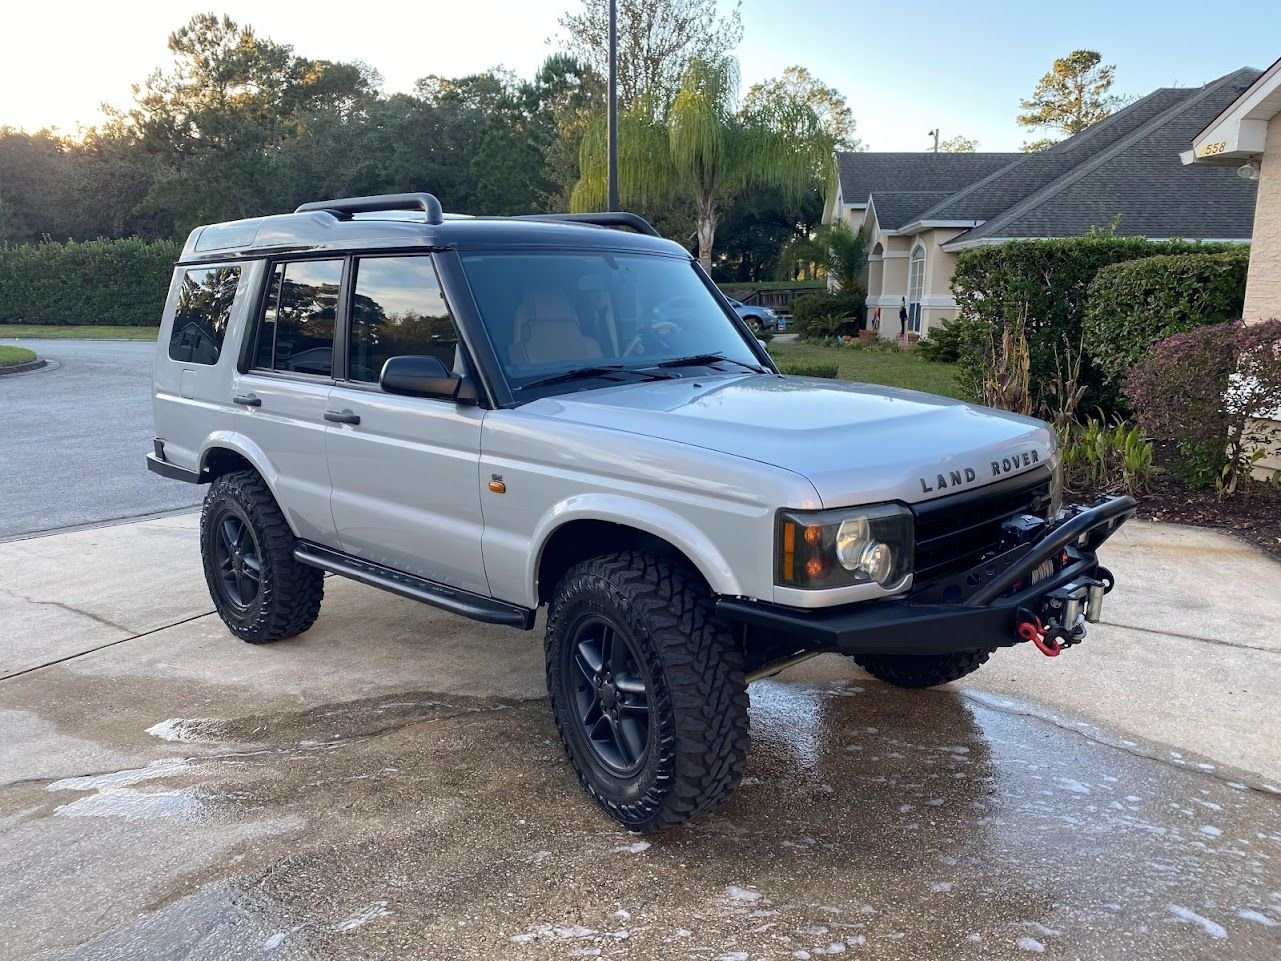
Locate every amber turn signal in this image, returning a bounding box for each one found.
[488,479,507,494]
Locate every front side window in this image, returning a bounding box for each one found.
[253,259,342,377]
[168,266,241,365]
[459,251,760,397]
[348,256,460,383]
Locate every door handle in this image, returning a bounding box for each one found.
[324,409,361,425]
[233,393,261,407]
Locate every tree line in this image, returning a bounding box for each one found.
[0,2,857,283]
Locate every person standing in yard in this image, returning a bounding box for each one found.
[871,306,881,333]
[899,298,908,338]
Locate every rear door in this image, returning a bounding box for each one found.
[231,257,343,545]
[324,253,489,595]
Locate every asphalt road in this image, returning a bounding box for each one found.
[0,339,200,539]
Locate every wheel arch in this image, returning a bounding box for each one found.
[531,497,743,605]
[198,432,283,498]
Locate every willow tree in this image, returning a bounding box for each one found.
[573,57,832,272]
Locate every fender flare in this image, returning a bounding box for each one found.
[198,431,284,502]
[528,493,745,602]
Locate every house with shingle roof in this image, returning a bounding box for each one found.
[825,68,1261,337]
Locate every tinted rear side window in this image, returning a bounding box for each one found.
[253,259,342,377]
[348,255,459,382]
[168,266,241,365]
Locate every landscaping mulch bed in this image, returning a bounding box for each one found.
[1073,471,1281,560]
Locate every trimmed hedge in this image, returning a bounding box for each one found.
[951,236,1239,414]
[790,290,865,339]
[0,238,180,326]
[1082,248,1249,387]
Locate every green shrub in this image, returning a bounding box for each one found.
[1060,417,1153,496]
[778,362,839,378]
[916,316,980,363]
[0,237,180,326]
[1083,249,1249,389]
[790,290,865,340]
[951,236,1239,417]
[1125,320,1281,494]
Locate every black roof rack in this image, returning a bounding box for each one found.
[511,212,659,237]
[295,192,444,224]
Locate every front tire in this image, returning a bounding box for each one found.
[545,552,750,832]
[850,648,993,689]
[200,470,324,644]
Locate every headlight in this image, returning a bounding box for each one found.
[776,504,913,590]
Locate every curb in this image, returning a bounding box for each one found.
[0,357,47,376]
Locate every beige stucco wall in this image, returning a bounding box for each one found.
[1244,114,1281,477]
[1244,115,1281,322]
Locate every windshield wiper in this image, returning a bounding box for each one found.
[517,364,674,392]
[653,352,767,374]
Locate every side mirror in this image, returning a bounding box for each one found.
[380,355,476,403]
[758,338,769,352]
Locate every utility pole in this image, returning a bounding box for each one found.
[607,0,619,212]
[928,129,939,153]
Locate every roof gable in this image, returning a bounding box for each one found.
[945,67,1260,247]
[834,152,1021,206]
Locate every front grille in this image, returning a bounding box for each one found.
[911,468,1054,587]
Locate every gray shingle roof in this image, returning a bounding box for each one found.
[835,152,1021,206]
[946,68,1260,245]
[836,68,1261,247]
[868,191,958,230]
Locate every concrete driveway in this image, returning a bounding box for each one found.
[0,339,200,540]
[2,516,1280,960]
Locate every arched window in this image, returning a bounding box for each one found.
[906,245,926,334]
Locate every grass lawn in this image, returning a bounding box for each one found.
[0,324,160,340]
[0,345,38,367]
[769,341,967,400]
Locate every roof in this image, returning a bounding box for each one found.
[834,152,1021,207]
[834,67,1261,248]
[867,191,960,230]
[179,210,686,264]
[944,68,1260,248]
[1186,54,1281,164]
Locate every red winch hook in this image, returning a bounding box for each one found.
[1017,615,1061,657]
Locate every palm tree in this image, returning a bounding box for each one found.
[572,57,832,272]
[777,221,868,291]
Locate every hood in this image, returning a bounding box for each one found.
[519,374,1055,507]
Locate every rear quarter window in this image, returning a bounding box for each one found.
[168,266,242,365]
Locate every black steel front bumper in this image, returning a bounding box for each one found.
[718,496,1136,657]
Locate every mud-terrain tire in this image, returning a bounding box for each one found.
[851,648,994,689]
[545,551,750,832]
[200,470,323,644]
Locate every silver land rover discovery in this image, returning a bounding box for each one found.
[148,193,1134,831]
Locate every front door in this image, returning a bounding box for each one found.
[324,253,490,595]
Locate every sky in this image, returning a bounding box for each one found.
[3,1,1280,151]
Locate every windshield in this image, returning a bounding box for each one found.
[459,251,764,396]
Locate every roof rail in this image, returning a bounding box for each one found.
[511,212,660,237]
[295,192,444,224]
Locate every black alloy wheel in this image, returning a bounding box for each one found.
[544,552,750,831]
[565,616,652,774]
[199,470,324,644]
[211,512,263,610]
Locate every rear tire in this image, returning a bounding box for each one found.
[851,649,993,689]
[200,470,324,644]
[544,551,750,832]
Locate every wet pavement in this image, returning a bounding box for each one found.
[3,518,1281,959]
[4,665,1280,960]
